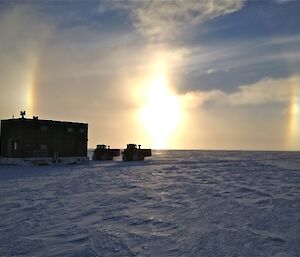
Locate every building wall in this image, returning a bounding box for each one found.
[0,118,88,158]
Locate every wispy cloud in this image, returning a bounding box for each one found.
[183,76,299,107]
[225,76,295,105]
[105,0,244,39]
[274,0,297,4]
[169,33,300,93]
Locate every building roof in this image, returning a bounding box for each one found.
[1,117,88,126]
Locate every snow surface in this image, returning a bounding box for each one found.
[0,150,299,257]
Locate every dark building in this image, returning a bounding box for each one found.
[0,115,88,159]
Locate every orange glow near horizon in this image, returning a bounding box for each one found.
[26,57,39,117]
[287,77,300,150]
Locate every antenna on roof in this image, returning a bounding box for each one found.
[20,111,26,119]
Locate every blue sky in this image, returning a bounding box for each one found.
[0,0,299,150]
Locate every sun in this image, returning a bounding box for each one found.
[139,71,181,149]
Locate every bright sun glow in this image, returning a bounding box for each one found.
[139,70,181,149]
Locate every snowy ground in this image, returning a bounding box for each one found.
[0,150,299,257]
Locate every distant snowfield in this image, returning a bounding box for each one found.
[0,150,299,257]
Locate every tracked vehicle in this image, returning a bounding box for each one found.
[122,144,151,161]
[92,145,120,161]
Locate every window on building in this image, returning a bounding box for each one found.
[79,128,85,133]
[41,126,48,132]
[67,127,74,133]
[40,144,48,150]
[14,141,18,151]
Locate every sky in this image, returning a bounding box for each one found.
[0,0,299,150]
